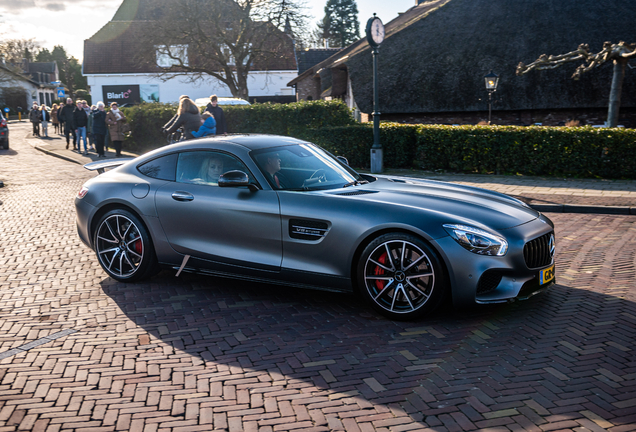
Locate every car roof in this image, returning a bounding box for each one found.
[165,134,308,152]
[220,134,307,150]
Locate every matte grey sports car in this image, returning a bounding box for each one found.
[75,135,556,320]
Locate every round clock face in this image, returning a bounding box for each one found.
[371,18,385,45]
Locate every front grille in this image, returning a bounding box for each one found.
[524,232,554,269]
[477,271,502,294]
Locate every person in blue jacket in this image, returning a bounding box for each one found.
[192,112,216,138]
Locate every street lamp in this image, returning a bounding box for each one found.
[484,71,499,124]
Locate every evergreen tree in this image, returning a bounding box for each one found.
[319,0,360,48]
[36,45,87,98]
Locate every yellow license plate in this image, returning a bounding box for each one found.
[540,264,555,285]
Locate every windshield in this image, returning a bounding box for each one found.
[252,144,365,191]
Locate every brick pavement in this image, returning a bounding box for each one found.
[1,122,635,431]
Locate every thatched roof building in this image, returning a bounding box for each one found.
[289,0,636,126]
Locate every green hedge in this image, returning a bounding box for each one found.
[121,103,177,153]
[224,99,356,134]
[122,100,355,153]
[121,101,636,179]
[414,125,636,178]
[294,123,636,178]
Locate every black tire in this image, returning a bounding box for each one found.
[94,209,157,282]
[357,233,447,320]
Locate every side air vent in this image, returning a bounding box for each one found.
[289,219,329,241]
[337,190,379,196]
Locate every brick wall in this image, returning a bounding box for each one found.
[295,77,321,101]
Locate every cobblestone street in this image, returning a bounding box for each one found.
[1,122,635,432]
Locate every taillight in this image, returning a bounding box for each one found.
[0,119,6,127]
[77,186,89,199]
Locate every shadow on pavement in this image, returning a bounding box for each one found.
[99,269,636,428]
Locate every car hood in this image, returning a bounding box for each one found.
[329,176,539,231]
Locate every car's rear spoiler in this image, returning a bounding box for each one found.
[83,158,135,174]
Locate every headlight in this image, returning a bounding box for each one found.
[443,224,508,256]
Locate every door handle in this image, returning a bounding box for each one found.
[171,191,194,202]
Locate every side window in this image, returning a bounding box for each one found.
[137,153,177,181]
[176,151,254,186]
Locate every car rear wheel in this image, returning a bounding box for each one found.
[94,209,157,282]
[358,233,446,320]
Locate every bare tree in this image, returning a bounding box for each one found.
[136,0,307,99]
[0,38,40,64]
[517,41,636,127]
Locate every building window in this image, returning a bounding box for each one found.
[219,44,250,66]
[156,45,189,68]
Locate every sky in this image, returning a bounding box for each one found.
[0,0,416,62]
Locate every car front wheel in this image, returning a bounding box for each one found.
[94,209,157,282]
[358,233,446,320]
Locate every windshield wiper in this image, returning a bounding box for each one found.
[343,180,369,188]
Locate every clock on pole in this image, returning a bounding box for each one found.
[365,14,384,173]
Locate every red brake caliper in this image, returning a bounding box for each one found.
[375,252,387,290]
[133,238,142,254]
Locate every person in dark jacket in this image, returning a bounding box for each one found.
[73,100,89,154]
[192,112,217,138]
[204,95,227,134]
[92,102,108,157]
[28,102,41,137]
[163,97,201,140]
[58,98,76,149]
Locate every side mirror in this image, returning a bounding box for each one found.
[218,170,259,191]
[336,156,349,166]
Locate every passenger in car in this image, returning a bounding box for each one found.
[192,156,224,185]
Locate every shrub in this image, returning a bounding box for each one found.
[122,99,355,153]
[121,103,178,153]
[225,99,356,135]
[121,101,636,179]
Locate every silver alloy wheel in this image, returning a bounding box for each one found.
[96,214,144,278]
[363,239,436,315]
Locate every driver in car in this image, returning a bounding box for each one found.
[262,153,288,189]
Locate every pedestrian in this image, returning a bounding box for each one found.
[106,102,126,157]
[50,103,59,134]
[73,100,89,154]
[58,98,76,149]
[191,112,216,138]
[204,95,227,134]
[29,102,41,137]
[162,97,201,140]
[92,102,107,157]
[40,104,50,137]
[87,104,96,152]
[57,103,65,136]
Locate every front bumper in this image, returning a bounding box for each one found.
[436,217,555,308]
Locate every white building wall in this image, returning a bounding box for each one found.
[9,80,55,107]
[86,71,297,104]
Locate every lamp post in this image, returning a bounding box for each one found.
[366,14,385,173]
[484,71,499,124]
